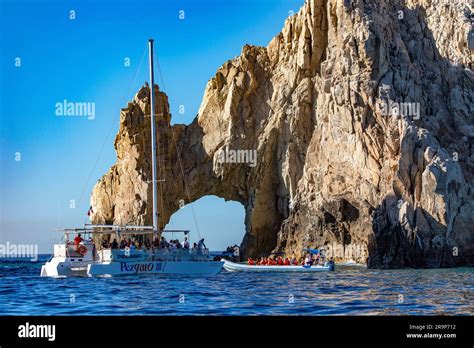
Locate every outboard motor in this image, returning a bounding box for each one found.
[328,260,335,272]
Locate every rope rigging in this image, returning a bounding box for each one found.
[76,42,202,242]
[153,51,202,241]
[78,44,148,206]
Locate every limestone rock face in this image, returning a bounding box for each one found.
[91,0,473,268]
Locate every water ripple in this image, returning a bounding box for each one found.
[0,260,472,315]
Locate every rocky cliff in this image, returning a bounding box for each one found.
[90,0,474,268]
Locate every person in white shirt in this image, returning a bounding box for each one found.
[181,237,190,249]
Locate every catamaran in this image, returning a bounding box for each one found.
[41,39,224,277]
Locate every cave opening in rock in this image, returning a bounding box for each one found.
[164,195,245,252]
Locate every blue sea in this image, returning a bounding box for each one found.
[0,255,472,315]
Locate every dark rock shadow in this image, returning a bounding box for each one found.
[367,1,473,268]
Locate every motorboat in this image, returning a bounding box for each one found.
[223,260,334,272]
[223,248,335,272]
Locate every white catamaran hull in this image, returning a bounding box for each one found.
[87,260,224,276]
[40,257,88,277]
[223,260,334,272]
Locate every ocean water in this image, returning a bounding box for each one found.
[0,255,472,315]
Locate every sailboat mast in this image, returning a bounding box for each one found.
[148,39,159,233]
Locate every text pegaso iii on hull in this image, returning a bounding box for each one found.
[41,39,224,277]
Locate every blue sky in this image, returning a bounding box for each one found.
[0,0,304,252]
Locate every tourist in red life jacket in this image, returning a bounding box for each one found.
[277,256,283,265]
[271,258,277,265]
[284,258,290,265]
[261,258,267,265]
[248,258,255,265]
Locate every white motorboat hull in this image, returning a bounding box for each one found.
[223,260,334,272]
[87,260,224,276]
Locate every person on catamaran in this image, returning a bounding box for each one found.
[74,233,83,246]
[284,258,290,265]
[304,253,313,266]
[247,258,255,265]
[277,256,283,265]
[197,238,206,250]
[196,238,206,255]
[181,237,190,249]
[159,236,167,249]
[111,239,119,249]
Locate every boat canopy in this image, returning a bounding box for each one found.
[303,248,323,254]
[161,230,190,234]
[53,225,190,236]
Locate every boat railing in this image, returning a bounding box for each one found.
[153,248,210,261]
[54,242,94,261]
[109,249,149,262]
[96,247,211,263]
